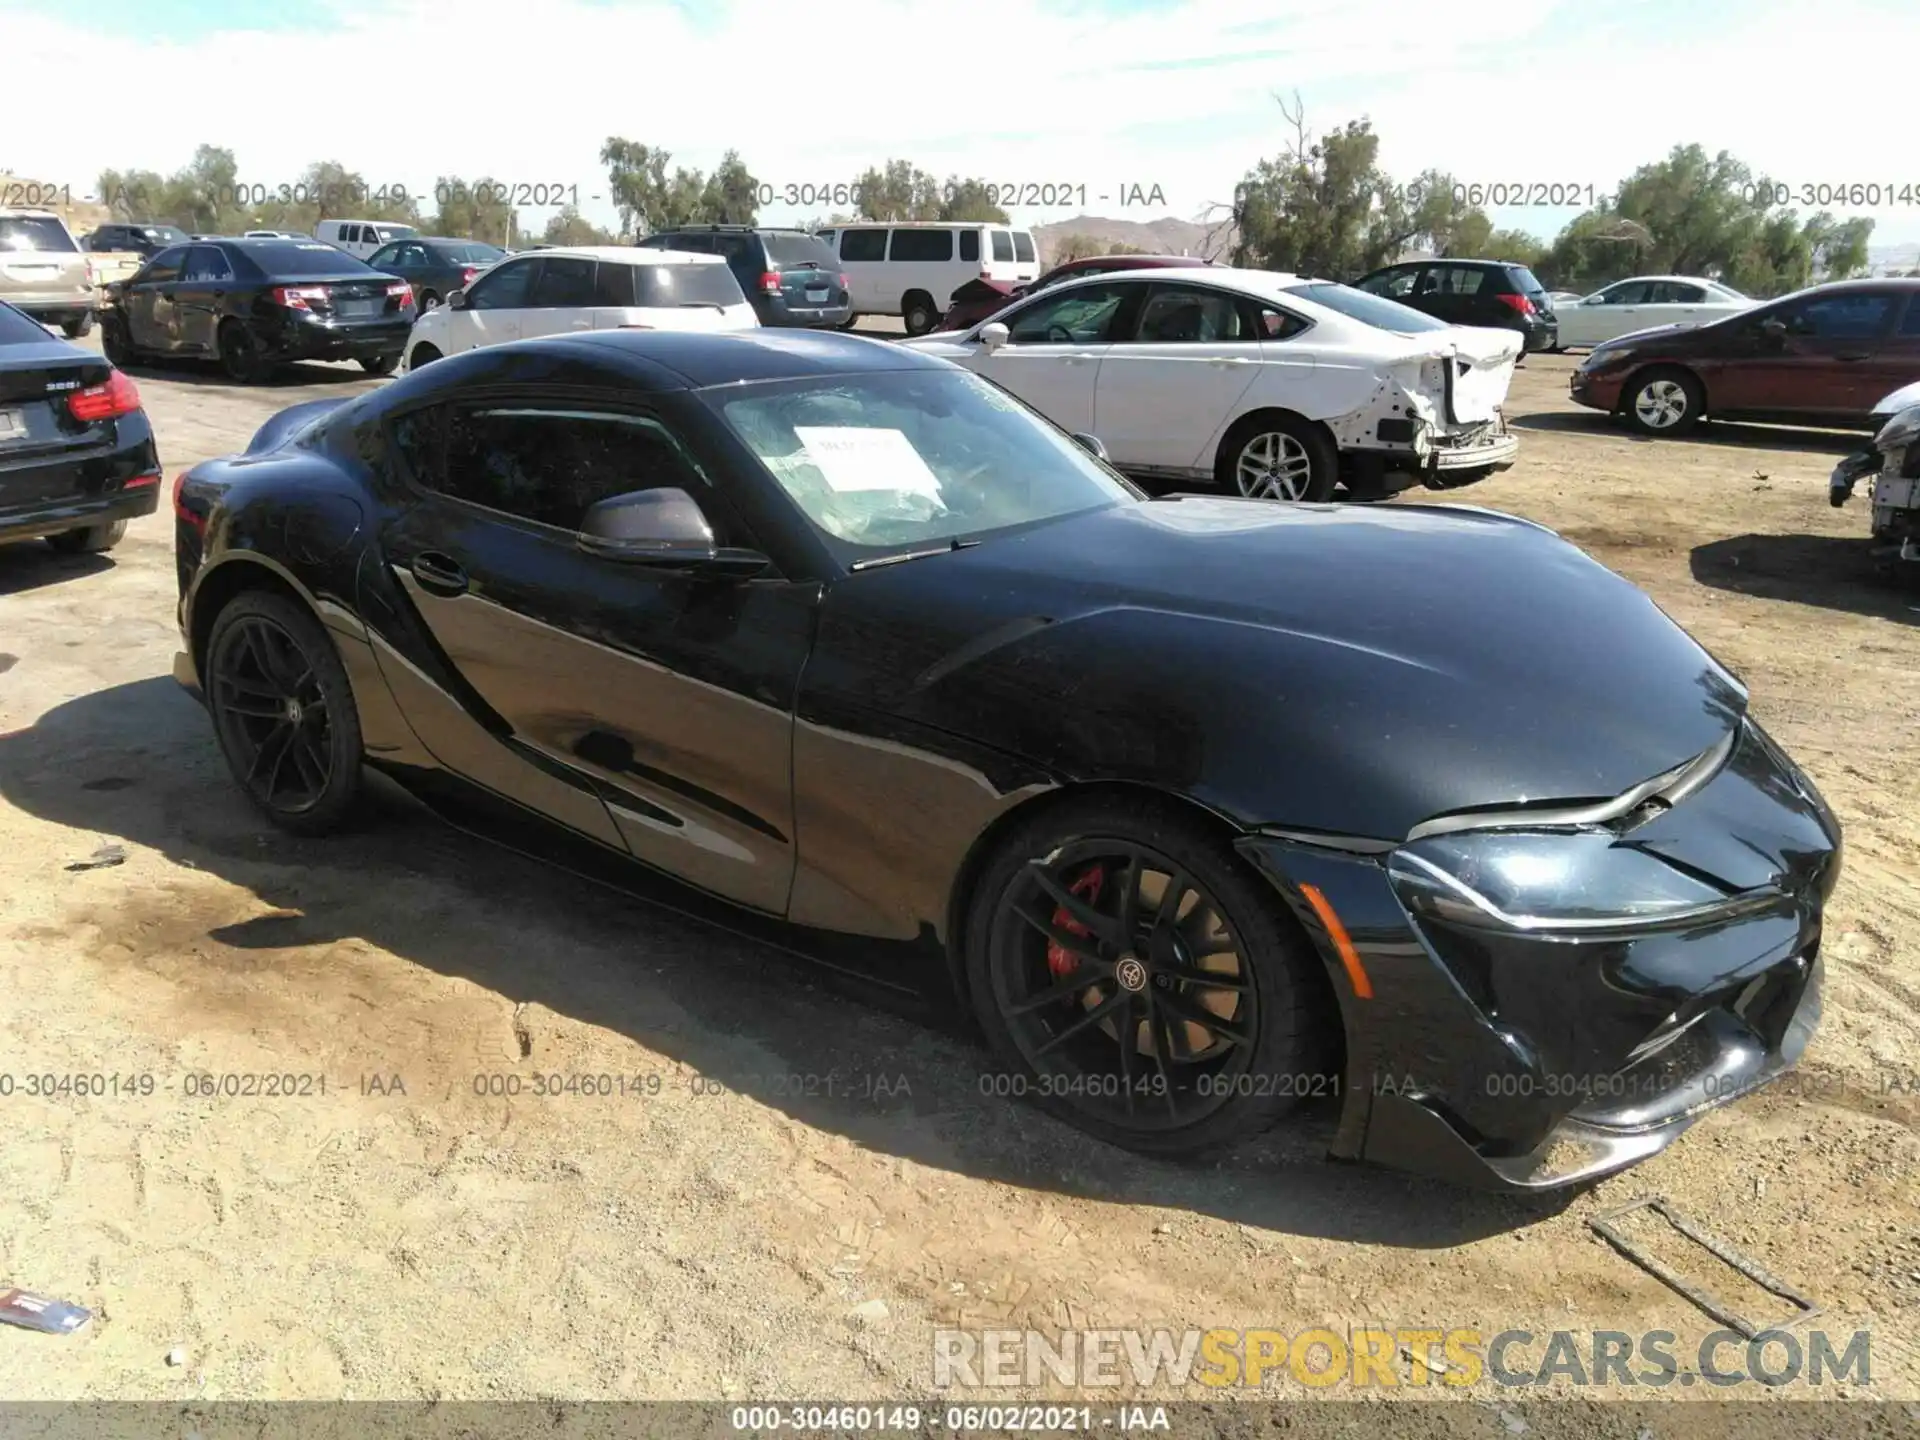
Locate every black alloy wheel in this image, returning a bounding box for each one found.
[218,320,267,384]
[967,800,1325,1156]
[206,592,364,833]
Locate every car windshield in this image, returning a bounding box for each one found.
[1281,281,1451,334]
[373,225,418,242]
[243,242,371,276]
[436,241,504,263]
[143,226,189,244]
[0,215,77,252]
[711,369,1136,559]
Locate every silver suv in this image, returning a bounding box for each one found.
[0,210,95,337]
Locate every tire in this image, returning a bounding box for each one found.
[407,342,441,370]
[1621,366,1704,437]
[204,590,365,836]
[360,353,398,376]
[419,291,440,312]
[62,313,95,339]
[900,292,938,337]
[100,316,136,368]
[1215,412,1338,503]
[835,316,861,332]
[963,796,1329,1158]
[47,519,127,554]
[217,319,269,384]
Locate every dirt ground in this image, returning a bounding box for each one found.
[0,336,1916,1417]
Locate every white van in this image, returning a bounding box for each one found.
[814,221,1038,335]
[315,218,420,261]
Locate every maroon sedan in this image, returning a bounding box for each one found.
[934,253,1218,332]
[1569,277,1920,436]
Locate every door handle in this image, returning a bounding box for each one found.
[410,551,469,595]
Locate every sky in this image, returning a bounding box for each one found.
[7,0,1920,250]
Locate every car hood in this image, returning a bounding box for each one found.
[828,496,1745,841]
[1872,378,1920,416]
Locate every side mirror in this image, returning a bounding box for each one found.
[978,321,1010,352]
[577,487,768,578]
[1071,432,1109,462]
[446,288,468,310]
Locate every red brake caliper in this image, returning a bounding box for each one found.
[1046,866,1105,977]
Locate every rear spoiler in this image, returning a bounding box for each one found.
[246,397,354,453]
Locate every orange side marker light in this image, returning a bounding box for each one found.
[1298,883,1373,1000]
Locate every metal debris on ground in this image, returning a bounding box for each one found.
[0,1287,93,1335]
[1589,1195,1820,1338]
[64,843,126,872]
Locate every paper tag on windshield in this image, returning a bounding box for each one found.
[793,427,941,498]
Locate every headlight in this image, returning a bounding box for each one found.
[1577,348,1622,373]
[1387,830,1743,932]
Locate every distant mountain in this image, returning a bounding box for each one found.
[1032,213,1236,264]
[1867,243,1920,276]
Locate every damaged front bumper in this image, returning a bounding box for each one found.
[1235,717,1841,1193]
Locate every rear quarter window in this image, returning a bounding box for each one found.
[1013,232,1036,263]
[1506,266,1546,294]
[634,261,745,307]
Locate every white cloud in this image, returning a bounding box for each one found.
[5,0,1918,241]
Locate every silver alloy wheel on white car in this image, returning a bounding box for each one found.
[1633,378,1691,430]
[1234,431,1315,501]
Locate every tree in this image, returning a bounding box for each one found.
[1539,144,1877,295]
[543,205,617,247]
[853,160,1009,223]
[428,175,518,245]
[599,138,759,237]
[1227,97,1423,280]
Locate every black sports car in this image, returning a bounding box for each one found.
[170,329,1840,1191]
[101,237,414,383]
[0,298,160,555]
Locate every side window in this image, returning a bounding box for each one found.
[669,233,712,253]
[369,245,399,268]
[1012,232,1036,264]
[1130,285,1257,343]
[1252,304,1311,341]
[342,224,361,245]
[592,261,636,307]
[890,229,953,261]
[387,405,444,489]
[1358,269,1412,297]
[1602,281,1650,305]
[468,258,536,309]
[1434,266,1486,295]
[436,407,722,535]
[713,234,752,261]
[958,230,980,263]
[528,256,597,307]
[990,231,1014,263]
[1786,293,1896,339]
[1900,298,1920,337]
[1005,283,1132,344]
[182,246,233,283]
[141,247,187,285]
[1665,283,1708,304]
[840,229,886,262]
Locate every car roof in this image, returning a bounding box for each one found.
[1057,254,1211,269]
[502,244,726,265]
[1038,266,1306,299]
[540,327,955,389]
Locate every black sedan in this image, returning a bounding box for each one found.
[100,237,414,383]
[0,298,159,555]
[169,329,1839,1191]
[367,236,506,313]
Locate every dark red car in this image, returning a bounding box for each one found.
[934,253,1217,332]
[1569,277,1920,435]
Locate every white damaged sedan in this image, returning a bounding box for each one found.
[899,266,1520,502]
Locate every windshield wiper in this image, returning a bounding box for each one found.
[848,537,981,571]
